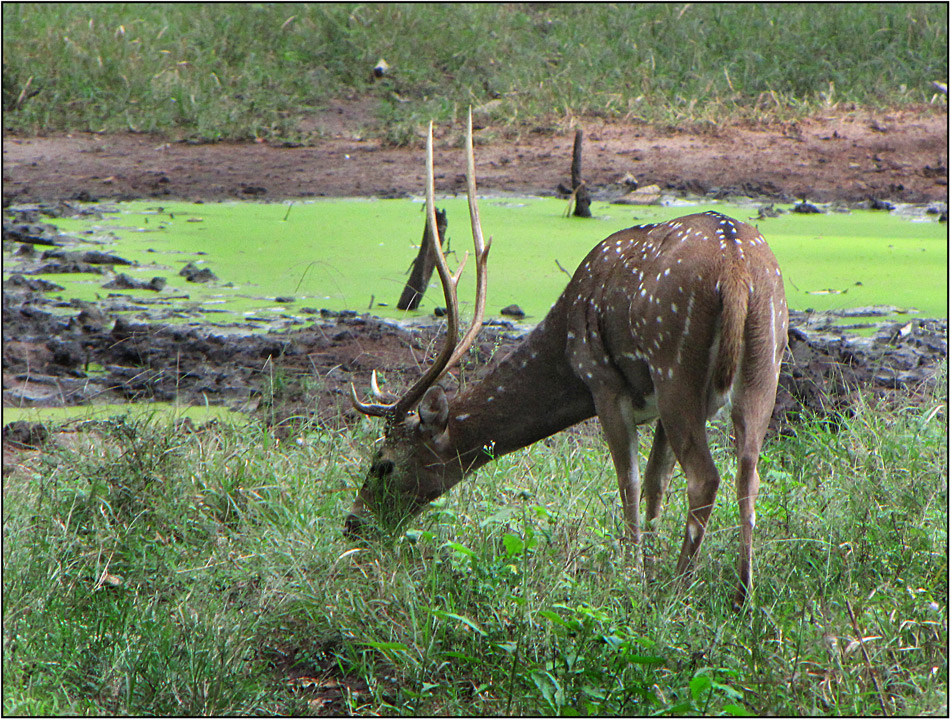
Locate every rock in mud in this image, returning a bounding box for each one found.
[2,221,62,246]
[500,304,526,318]
[2,421,50,449]
[76,306,109,330]
[47,338,84,368]
[791,201,824,214]
[42,249,134,265]
[102,273,166,291]
[6,274,64,292]
[31,261,105,274]
[179,262,218,283]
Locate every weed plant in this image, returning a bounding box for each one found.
[3,366,947,714]
[3,3,947,142]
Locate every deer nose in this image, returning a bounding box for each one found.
[343,512,366,537]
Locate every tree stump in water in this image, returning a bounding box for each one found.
[571,127,592,218]
[396,208,448,310]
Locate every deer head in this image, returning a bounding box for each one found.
[345,110,490,534]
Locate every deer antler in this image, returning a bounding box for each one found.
[350,109,490,420]
[438,109,492,380]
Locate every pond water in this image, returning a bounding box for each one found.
[20,197,950,328]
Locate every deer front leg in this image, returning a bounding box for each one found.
[592,393,643,568]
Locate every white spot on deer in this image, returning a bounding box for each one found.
[486,396,495,403]
[456,413,471,421]
[688,521,700,543]
[671,303,678,314]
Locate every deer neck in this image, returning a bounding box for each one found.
[445,303,595,472]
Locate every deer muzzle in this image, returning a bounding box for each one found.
[343,511,368,536]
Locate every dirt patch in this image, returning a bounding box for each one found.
[3,107,947,205]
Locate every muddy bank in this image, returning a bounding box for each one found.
[3,275,946,438]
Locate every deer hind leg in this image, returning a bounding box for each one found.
[643,421,677,528]
[730,357,782,606]
[592,392,643,563]
[655,386,722,587]
[642,421,677,579]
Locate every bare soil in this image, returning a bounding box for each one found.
[2,107,948,455]
[3,106,947,204]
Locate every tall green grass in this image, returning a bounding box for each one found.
[3,3,947,142]
[3,365,946,714]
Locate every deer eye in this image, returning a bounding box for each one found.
[371,459,395,479]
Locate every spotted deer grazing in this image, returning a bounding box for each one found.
[347,111,789,605]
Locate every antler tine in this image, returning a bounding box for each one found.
[439,107,492,377]
[388,121,464,418]
[349,380,395,417]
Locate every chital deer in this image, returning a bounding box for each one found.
[347,111,789,605]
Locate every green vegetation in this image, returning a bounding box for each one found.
[28,198,949,326]
[3,3,947,142]
[3,369,946,715]
[1,401,246,426]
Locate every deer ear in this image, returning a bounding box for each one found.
[418,386,449,434]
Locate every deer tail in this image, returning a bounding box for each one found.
[713,261,751,392]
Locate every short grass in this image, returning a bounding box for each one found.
[3,365,946,715]
[3,3,947,142]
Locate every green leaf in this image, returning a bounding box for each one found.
[427,608,486,636]
[503,533,525,556]
[623,653,665,665]
[444,541,476,558]
[480,505,517,526]
[690,674,713,703]
[441,650,478,663]
[404,529,433,543]
[530,670,564,712]
[361,640,409,661]
[537,609,572,628]
[722,702,755,716]
[713,681,745,701]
